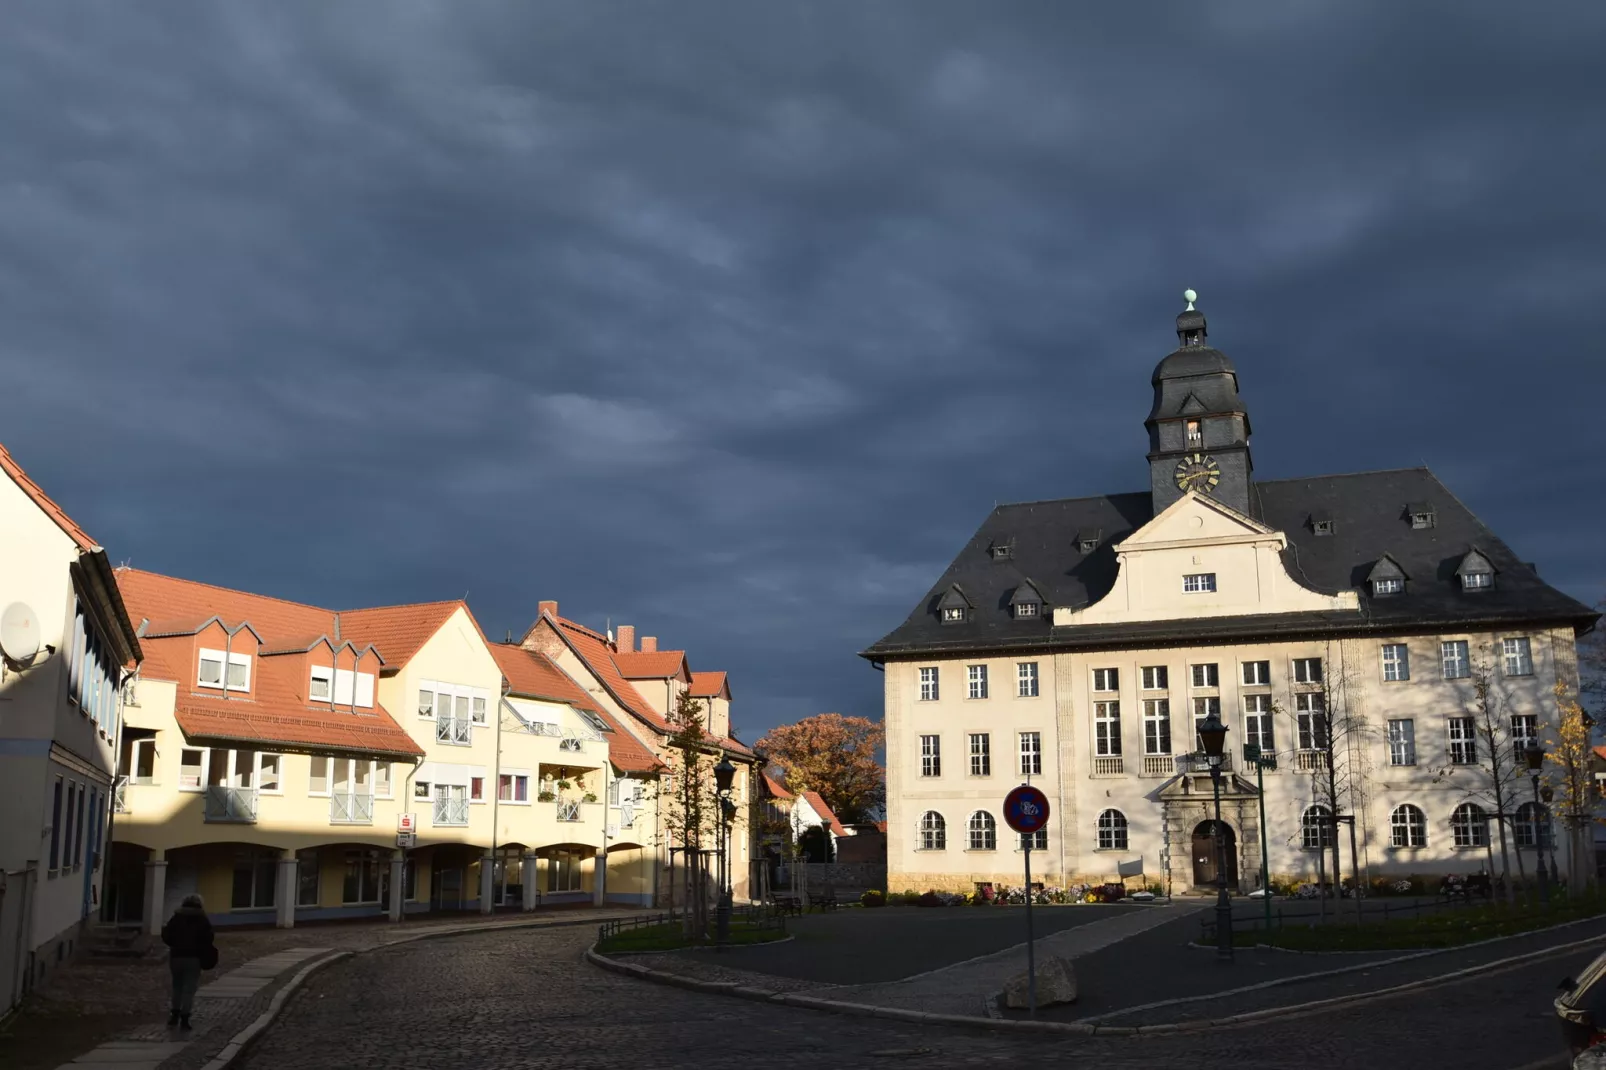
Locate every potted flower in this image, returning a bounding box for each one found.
[538,790,556,802]
[583,792,598,803]
[556,779,572,792]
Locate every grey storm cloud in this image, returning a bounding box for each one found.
[2,1,1603,732]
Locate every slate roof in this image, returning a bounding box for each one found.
[862,467,1597,659]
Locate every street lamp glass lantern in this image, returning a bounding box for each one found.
[1198,711,1228,759]
[1524,739,1545,773]
[713,757,737,794]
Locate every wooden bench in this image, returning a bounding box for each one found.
[807,887,839,912]
[772,894,803,917]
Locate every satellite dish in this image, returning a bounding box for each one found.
[1,603,41,663]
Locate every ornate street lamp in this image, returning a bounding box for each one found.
[1524,740,1550,905]
[713,758,738,944]
[1198,710,1233,960]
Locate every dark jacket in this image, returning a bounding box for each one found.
[161,904,214,959]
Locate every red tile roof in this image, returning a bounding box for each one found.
[552,617,672,733]
[689,671,729,698]
[338,601,468,670]
[490,644,662,772]
[614,650,688,680]
[762,772,793,800]
[174,698,423,759]
[801,790,849,836]
[0,442,99,553]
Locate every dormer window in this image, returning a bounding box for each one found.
[1185,419,1203,447]
[1313,521,1333,536]
[1462,572,1493,591]
[989,543,1013,561]
[198,648,251,692]
[1013,601,1038,620]
[1456,548,1496,593]
[1406,502,1436,530]
[1373,578,1403,596]
[310,666,333,701]
[937,584,972,625]
[942,606,966,624]
[1077,529,1102,554]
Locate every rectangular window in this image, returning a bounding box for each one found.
[1183,573,1217,593]
[48,778,63,871]
[1241,661,1271,687]
[198,650,225,688]
[335,669,355,705]
[1243,694,1274,753]
[920,735,941,777]
[374,763,391,798]
[1292,658,1323,685]
[1094,701,1122,756]
[1382,644,1410,682]
[1449,717,1477,765]
[225,653,251,691]
[1503,637,1533,676]
[1019,732,1042,776]
[1441,641,1470,680]
[472,690,488,724]
[418,686,436,719]
[342,849,384,904]
[967,664,989,700]
[1374,577,1403,596]
[310,666,333,701]
[1092,668,1119,692]
[1017,662,1039,698]
[231,848,277,910]
[1193,696,1221,752]
[1511,714,1538,761]
[499,774,530,802]
[297,849,320,907]
[179,748,205,790]
[470,776,485,802]
[969,733,991,776]
[1191,663,1219,688]
[354,672,376,708]
[130,738,157,784]
[308,756,330,795]
[1143,698,1172,755]
[1296,692,1328,751]
[919,667,939,702]
[76,784,89,869]
[258,754,282,794]
[1388,718,1416,766]
[1141,666,1169,690]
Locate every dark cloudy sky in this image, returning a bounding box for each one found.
[4,2,1603,739]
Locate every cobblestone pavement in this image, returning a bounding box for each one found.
[239,924,1586,1070]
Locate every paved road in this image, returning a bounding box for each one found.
[239,925,1589,1070]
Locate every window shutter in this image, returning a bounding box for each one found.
[355,672,376,708]
[334,669,356,705]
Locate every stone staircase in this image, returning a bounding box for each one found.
[85,921,150,958]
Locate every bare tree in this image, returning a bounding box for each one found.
[1303,641,1373,920]
[1436,654,1525,904]
[653,690,727,939]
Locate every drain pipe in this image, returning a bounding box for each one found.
[487,674,509,911]
[396,753,423,923]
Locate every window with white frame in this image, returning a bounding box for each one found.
[1013,601,1039,619]
[1448,717,1477,765]
[1295,692,1328,751]
[1092,668,1119,692]
[310,666,333,702]
[1381,644,1410,682]
[1462,571,1493,591]
[1183,573,1217,594]
[1510,714,1537,761]
[1019,732,1042,776]
[498,774,530,803]
[967,811,996,850]
[258,754,282,794]
[1241,661,1271,686]
[969,733,991,776]
[309,756,330,795]
[1301,805,1334,849]
[1096,809,1128,850]
[1441,641,1470,680]
[198,648,252,692]
[1191,663,1219,688]
[1515,801,1549,849]
[1018,662,1039,697]
[1143,699,1171,755]
[128,738,157,785]
[919,811,946,850]
[1243,694,1274,752]
[1373,577,1404,596]
[1292,658,1323,685]
[374,762,392,798]
[470,776,485,802]
[1388,718,1416,766]
[232,848,278,909]
[919,667,939,702]
[1451,802,1489,848]
[1193,697,1221,752]
[179,748,205,789]
[1141,665,1169,690]
[968,664,988,699]
[1391,804,1427,848]
[941,606,966,624]
[1094,701,1122,756]
[920,735,941,777]
[1503,637,1534,676]
[1020,829,1047,851]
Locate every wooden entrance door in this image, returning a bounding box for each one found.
[1191,820,1238,889]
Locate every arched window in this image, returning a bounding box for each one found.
[1515,801,1549,849]
[1451,802,1489,848]
[918,811,946,851]
[968,811,997,851]
[1301,805,1334,850]
[1096,809,1129,850]
[1390,804,1427,848]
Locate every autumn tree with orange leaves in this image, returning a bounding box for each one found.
[756,713,884,823]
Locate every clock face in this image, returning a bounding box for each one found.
[1174,452,1221,493]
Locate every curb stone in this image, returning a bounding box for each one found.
[195,951,350,1070]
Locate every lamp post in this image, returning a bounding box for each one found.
[1523,740,1549,905]
[713,758,737,945]
[1198,711,1233,960]
[1541,784,1561,898]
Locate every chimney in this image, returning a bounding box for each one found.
[538,600,558,618]
[641,636,658,653]
[616,625,635,653]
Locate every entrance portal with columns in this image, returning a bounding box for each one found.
[1158,768,1262,895]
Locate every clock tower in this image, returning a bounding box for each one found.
[1145,290,1254,516]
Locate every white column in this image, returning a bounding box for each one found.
[389,852,406,923]
[142,856,167,936]
[521,852,539,911]
[592,847,605,906]
[275,853,297,928]
[479,851,494,914]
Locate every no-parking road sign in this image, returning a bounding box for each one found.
[1003,784,1050,835]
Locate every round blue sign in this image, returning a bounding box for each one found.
[1003,784,1050,835]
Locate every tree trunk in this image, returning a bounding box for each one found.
[1496,801,1523,905]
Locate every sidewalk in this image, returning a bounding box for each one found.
[1,907,636,1070]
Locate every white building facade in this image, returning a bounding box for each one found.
[864,297,1597,897]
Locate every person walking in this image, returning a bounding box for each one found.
[160,893,216,1030]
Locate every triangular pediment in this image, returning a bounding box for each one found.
[1456,547,1496,577]
[1010,578,1045,607]
[936,584,972,610]
[1118,490,1278,549]
[1367,554,1408,582]
[1178,392,1209,415]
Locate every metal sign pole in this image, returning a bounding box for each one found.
[1024,844,1036,1019]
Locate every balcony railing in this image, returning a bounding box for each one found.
[555,800,582,823]
[1178,752,1235,775]
[558,737,584,753]
[436,717,472,746]
[1295,750,1330,773]
[1092,756,1124,777]
[204,786,258,823]
[1141,754,1175,777]
[113,775,129,814]
[433,797,469,826]
[508,721,604,742]
[331,792,375,825]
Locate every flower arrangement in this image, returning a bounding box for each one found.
[538,790,556,802]
[861,890,887,908]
